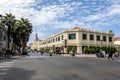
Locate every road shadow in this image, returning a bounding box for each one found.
[1,67,36,80]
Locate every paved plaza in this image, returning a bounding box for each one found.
[0,52,120,80]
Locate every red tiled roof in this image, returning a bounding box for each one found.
[114,37,120,41]
[71,27,88,30]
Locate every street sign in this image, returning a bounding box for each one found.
[64,39,67,48]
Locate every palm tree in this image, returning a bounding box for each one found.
[11,20,21,51]
[0,13,33,55]
[0,14,7,35]
[13,18,32,52]
[1,13,16,50]
[20,18,32,48]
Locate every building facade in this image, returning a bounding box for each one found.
[31,27,114,53]
[114,37,120,51]
[31,32,41,50]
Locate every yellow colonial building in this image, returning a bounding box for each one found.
[114,37,120,51]
[31,27,114,53]
[31,32,41,50]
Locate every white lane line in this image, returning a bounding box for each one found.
[0,68,9,71]
[0,60,16,80]
[25,56,50,58]
[0,61,16,68]
[0,72,7,75]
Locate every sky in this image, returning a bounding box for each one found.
[0,0,120,44]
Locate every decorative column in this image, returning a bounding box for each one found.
[87,30,90,47]
[64,30,68,53]
[100,31,103,48]
[94,30,97,46]
[76,31,82,54]
[107,36,109,47]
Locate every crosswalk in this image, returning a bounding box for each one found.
[0,60,15,80]
[26,52,50,58]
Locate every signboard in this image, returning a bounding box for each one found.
[64,39,67,48]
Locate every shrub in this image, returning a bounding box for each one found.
[22,50,28,55]
[71,47,76,56]
[72,47,76,53]
[83,47,87,54]
[66,47,71,54]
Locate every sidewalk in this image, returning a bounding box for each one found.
[62,54,96,58]
[76,54,96,57]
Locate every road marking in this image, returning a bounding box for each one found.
[26,52,51,58]
[0,60,16,80]
[0,72,7,75]
[25,56,50,58]
[114,59,120,62]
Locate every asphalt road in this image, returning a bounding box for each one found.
[0,52,120,80]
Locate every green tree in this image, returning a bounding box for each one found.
[71,46,76,56]
[111,47,117,53]
[72,46,76,53]
[66,47,71,54]
[0,13,16,49]
[13,18,32,52]
[94,47,100,53]
[18,18,32,50]
[90,47,95,54]
[0,13,32,55]
[83,47,87,54]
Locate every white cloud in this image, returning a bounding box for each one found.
[0,0,36,17]
[84,14,104,21]
[71,2,82,6]
[0,0,83,28]
[0,0,120,43]
[83,4,120,21]
[108,5,120,15]
[0,0,69,26]
[0,0,75,41]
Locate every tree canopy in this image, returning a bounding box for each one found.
[0,13,33,52]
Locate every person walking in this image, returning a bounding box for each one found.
[108,51,113,60]
[41,51,44,55]
[114,51,119,58]
[50,49,53,56]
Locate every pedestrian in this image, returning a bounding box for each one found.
[117,51,119,58]
[41,51,44,55]
[50,49,53,56]
[61,50,64,56]
[118,51,120,58]
[108,51,113,60]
